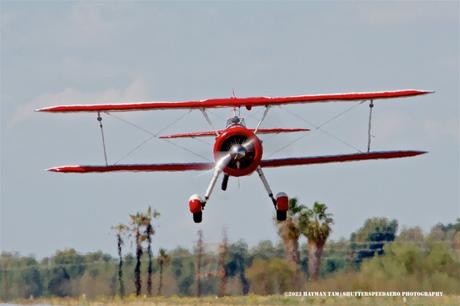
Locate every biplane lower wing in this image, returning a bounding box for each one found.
[47,162,214,173]
[36,89,432,113]
[260,151,426,168]
[47,151,425,173]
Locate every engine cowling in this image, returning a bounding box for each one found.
[275,192,289,211]
[189,194,203,213]
[213,125,263,177]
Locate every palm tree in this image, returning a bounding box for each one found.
[157,248,170,295]
[129,212,145,296]
[111,223,128,298]
[195,229,204,297]
[276,198,304,265]
[275,198,305,289]
[299,202,334,281]
[142,207,160,296]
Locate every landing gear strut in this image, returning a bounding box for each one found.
[256,166,288,221]
[189,167,223,223]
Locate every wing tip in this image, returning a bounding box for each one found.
[411,150,428,156]
[36,106,54,112]
[46,167,61,172]
[418,89,435,95]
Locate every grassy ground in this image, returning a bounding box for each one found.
[10,295,460,306]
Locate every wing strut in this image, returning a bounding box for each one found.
[97,112,109,166]
[367,100,374,152]
[200,109,219,136]
[254,106,271,134]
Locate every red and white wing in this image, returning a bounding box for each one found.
[47,162,214,173]
[260,151,426,168]
[47,151,425,173]
[37,89,432,113]
[159,128,309,139]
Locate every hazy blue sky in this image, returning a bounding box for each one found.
[1,1,459,258]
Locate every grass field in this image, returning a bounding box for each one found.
[9,295,460,306]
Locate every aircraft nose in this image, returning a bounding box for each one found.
[231,145,246,160]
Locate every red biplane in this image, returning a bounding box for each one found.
[38,89,431,223]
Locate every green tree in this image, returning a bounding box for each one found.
[275,198,305,288]
[351,217,398,266]
[217,229,228,297]
[428,219,460,254]
[397,226,424,244]
[141,207,160,296]
[129,213,145,296]
[157,248,170,296]
[249,240,284,263]
[0,253,44,299]
[359,241,460,293]
[299,202,333,281]
[111,223,128,298]
[46,249,84,297]
[194,230,204,297]
[78,251,116,298]
[246,258,297,295]
[321,239,348,276]
[225,240,250,295]
[275,198,304,265]
[170,247,195,296]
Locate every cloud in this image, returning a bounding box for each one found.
[8,78,150,126]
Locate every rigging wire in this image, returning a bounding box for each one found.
[270,102,366,157]
[317,100,366,129]
[266,133,309,158]
[107,110,211,164]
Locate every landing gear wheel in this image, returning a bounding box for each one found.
[276,210,287,221]
[193,212,203,223]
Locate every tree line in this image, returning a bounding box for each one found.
[1,201,459,301]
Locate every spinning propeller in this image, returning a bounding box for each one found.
[214,137,256,171]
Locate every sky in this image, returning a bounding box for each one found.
[1,1,459,258]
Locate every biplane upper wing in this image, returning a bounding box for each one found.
[37,89,432,113]
[159,128,309,139]
[47,151,425,173]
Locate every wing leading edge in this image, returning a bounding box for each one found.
[37,89,432,113]
[47,151,426,173]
